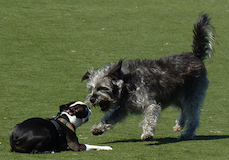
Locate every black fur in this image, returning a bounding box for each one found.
[10,102,88,153]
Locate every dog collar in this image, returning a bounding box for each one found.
[57,118,75,132]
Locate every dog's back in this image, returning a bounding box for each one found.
[10,118,61,153]
[121,51,207,107]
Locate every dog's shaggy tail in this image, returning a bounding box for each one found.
[192,13,216,61]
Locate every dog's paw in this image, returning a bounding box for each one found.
[141,133,154,141]
[173,120,183,132]
[98,146,113,151]
[173,125,183,132]
[91,128,104,135]
[177,134,194,141]
[91,123,113,135]
[85,144,112,151]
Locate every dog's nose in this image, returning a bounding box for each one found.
[90,97,96,103]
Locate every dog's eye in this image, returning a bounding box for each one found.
[97,87,109,91]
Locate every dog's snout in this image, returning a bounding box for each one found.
[90,97,97,103]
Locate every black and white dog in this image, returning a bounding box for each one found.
[10,101,112,153]
[81,14,216,141]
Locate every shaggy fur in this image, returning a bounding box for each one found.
[82,13,216,140]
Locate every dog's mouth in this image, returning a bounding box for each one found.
[99,101,111,111]
[84,118,89,123]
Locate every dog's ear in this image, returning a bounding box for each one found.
[59,101,75,112]
[81,70,94,82]
[108,57,125,78]
[59,104,69,112]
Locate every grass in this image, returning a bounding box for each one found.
[0,0,229,159]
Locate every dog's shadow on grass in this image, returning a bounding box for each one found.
[102,135,229,146]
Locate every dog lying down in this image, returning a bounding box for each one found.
[10,101,112,153]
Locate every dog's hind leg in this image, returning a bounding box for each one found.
[178,79,208,140]
[173,109,186,132]
[91,107,128,135]
[178,105,201,140]
[141,103,161,141]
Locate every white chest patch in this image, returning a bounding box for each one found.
[60,112,83,128]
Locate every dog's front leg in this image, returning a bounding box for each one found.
[85,144,112,151]
[67,137,87,151]
[141,103,161,141]
[91,107,128,135]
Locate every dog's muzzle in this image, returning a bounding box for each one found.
[90,97,97,104]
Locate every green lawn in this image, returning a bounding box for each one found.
[0,0,229,159]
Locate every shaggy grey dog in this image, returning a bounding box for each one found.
[82,13,216,141]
